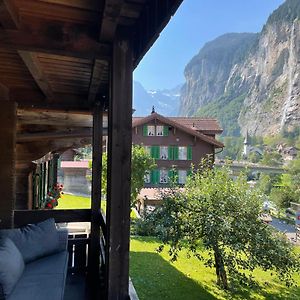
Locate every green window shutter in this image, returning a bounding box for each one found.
[143,125,148,136]
[168,146,174,160]
[151,170,159,184]
[168,170,173,182]
[151,146,158,159]
[163,126,169,136]
[150,170,155,184]
[154,170,160,184]
[154,146,160,159]
[187,146,192,160]
[174,146,179,160]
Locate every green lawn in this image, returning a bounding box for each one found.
[130,237,300,300]
[56,194,137,218]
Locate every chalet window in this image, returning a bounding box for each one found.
[144,170,151,184]
[178,170,187,184]
[178,146,187,160]
[156,125,164,136]
[173,146,192,160]
[159,169,168,184]
[147,125,155,136]
[160,146,168,160]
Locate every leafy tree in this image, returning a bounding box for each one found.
[261,150,282,166]
[153,164,299,289]
[89,145,155,208]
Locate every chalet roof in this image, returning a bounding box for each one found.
[132,113,224,148]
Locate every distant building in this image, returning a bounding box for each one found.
[132,110,223,187]
[132,110,223,211]
[242,131,263,159]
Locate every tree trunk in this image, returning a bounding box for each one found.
[213,245,228,289]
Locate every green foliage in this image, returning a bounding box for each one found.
[152,164,300,289]
[89,145,156,207]
[256,174,273,195]
[261,150,282,166]
[248,152,261,163]
[217,136,243,160]
[270,186,297,209]
[196,93,246,136]
[132,212,157,236]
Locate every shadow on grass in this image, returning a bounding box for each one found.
[130,251,216,300]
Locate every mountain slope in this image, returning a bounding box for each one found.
[180,0,300,137]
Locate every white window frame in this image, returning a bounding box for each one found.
[160,146,168,160]
[144,170,151,184]
[178,146,187,160]
[147,125,155,136]
[156,125,164,136]
[178,170,187,184]
[159,169,168,184]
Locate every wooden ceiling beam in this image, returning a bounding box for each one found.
[88,59,109,104]
[17,128,95,142]
[18,51,53,98]
[0,0,19,29]
[0,28,112,59]
[37,0,102,11]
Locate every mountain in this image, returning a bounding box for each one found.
[180,0,300,137]
[133,81,181,116]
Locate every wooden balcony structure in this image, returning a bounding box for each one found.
[0,0,184,299]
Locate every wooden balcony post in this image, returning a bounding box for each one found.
[106,28,133,299]
[88,101,103,295]
[0,101,16,228]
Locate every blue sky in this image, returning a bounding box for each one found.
[133,0,284,90]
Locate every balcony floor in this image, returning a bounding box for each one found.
[64,272,88,300]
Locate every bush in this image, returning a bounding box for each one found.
[270,187,296,209]
[132,212,157,236]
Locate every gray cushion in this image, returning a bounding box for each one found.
[0,219,60,263]
[24,251,69,276]
[0,238,25,298]
[7,273,66,300]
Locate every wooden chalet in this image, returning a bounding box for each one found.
[0,0,184,299]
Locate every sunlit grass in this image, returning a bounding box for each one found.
[56,194,137,218]
[130,236,300,300]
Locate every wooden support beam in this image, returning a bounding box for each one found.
[0,28,111,59]
[18,51,54,98]
[88,102,103,297]
[88,59,109,104]
[0,101,16,228]
[0,82,9,100]
[106,28,133,299]
[100,0,124,42]
[0,0,19,29]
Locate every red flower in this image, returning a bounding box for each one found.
[46,203,53,208]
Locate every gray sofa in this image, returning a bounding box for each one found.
[0,219,69,300]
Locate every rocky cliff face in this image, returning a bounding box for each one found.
[180,0,300,137]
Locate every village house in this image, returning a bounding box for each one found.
[132,109,224,211]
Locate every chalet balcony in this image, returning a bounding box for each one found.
[0,0,184,299]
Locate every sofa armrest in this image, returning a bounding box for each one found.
[57,228,68,251]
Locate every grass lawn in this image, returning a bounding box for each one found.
[130,236,300,300]
[56,194,137,218]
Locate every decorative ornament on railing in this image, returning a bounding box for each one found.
[45,183,64,209]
